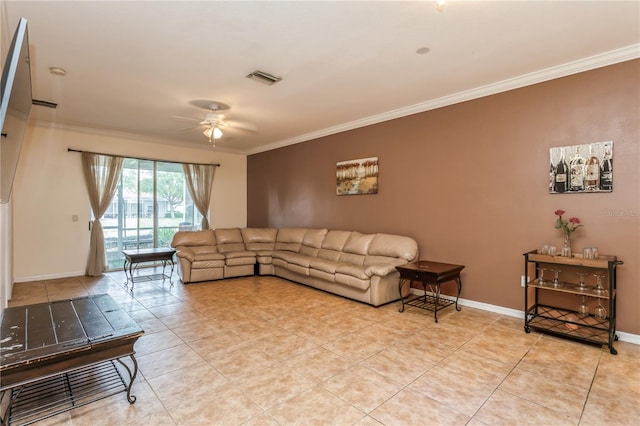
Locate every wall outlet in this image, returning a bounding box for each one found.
[521,275,529,287]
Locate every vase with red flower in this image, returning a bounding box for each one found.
[554,209,582,257]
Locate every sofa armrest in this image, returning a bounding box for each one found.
[365,263,398,277]
[175,247,195,262]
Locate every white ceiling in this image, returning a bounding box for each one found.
[2,1,639,155]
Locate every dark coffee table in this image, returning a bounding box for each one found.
[122,247,176,291]
[0,294,144,425]
[397,260,465,322]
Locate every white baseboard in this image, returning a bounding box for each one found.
[13,271,85,283]
[409,289,639,345]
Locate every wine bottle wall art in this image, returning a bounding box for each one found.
[549,141,613,194]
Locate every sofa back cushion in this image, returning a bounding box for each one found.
[318,230,351,261]
[242,228,277,251]
[275,228,307,252]
[343,232,375,255]
[299,228,328,257]
[214,228,245,253]
[368,233,419,262]
[171,229,216,248]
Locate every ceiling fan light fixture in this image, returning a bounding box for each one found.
[246,70,282,85]
[203,126,223,140]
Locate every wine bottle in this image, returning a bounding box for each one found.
[554,148,568,193]
[584,144,600,191]
[569,145,585,191]
[600,142,613,190]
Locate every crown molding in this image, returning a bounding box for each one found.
[28,120,247,155]
[246,43,640,155]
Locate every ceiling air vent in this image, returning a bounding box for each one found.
[246,70,282,86]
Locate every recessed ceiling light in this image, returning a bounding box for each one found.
[416,47,431,55]
[49,67,66,76]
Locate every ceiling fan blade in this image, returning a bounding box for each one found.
[176,125,203,133]
[226,119,258,132]
[171,115,202,122]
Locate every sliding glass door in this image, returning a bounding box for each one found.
[102,159,202,271]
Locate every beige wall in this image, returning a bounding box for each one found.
[12,124,247,281]
[248,60,640,335]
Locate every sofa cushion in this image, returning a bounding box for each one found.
[272,251,311,267]
[335,263,370,279]
[242,228,277,251]
[321,230,352,251]
[215,228,244,243]
[224,250,257,260]
[275,228,306,252]
[171,229,216,247]
[334,273,370,291]
[338,252,366,266]
[192,258,225,269]
[309,258,342,274]
[343,232,375,255]
[214,228,245,253]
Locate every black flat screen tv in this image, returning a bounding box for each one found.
[0,18,32,204]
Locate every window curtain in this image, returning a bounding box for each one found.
[182,163,216,230]
[81,153,124,276]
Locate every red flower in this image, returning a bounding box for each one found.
[554,209,583,237]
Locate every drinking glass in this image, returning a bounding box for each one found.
[577,296,589,318]
[576,272,588,290]
[593,274,605,294]
[595,302,607,320]
[537,267,547,285]
[583,247,593,259]
[551,269,562,288]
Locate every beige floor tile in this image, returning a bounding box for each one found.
[517,342,600,389]
[370,387,471,425]
[146,362,229,410]
[580,384,640,426]
[126,410,177,425]
[322,364,404,413]
[134,329,183,356]
[234,364,316,410]
[166,383,263,425]
[137,343,205,379]
[360,344,438,386]
[498,367,587,421]
[276,317,349,345]
[437,348,514,388]
[409,366,496,416]
[68,381,166,425]
[252,331,319,362]
[187,331,254,360]
[268,386,366,425]
[209,345,279,380]
[474,389,575,425]
[282,347,354,383]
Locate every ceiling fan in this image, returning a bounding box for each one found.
[173,102,257,147]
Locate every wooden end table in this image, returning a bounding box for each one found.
[397,260,465,322]
[122,247,176,291]
[0,294,144,425]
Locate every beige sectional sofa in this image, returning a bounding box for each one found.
[170,228,418,306]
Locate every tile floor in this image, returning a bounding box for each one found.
[4,269,639,425]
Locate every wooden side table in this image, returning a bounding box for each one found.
[397,260,465,322]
